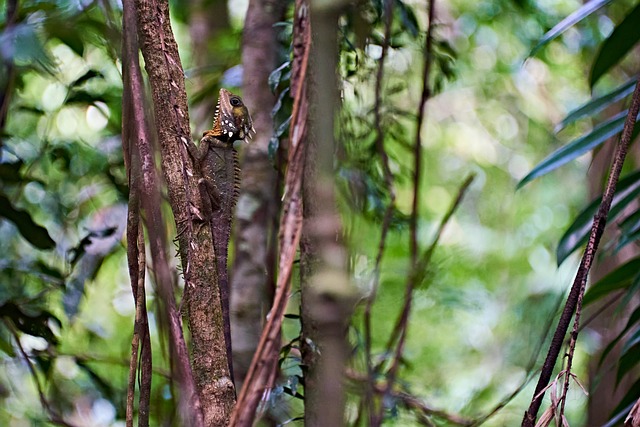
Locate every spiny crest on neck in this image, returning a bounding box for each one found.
[209,88,255,144]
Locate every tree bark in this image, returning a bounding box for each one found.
[300,1,354,426]
[133,0,235,424]
[232,0,285,389]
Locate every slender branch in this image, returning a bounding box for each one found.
[365,1,396,423]
[122,1,152,424]
[559,289,585,416]
[5,320,78,427]
[347,370,474,426]
[522,78,640,426]
[372,2,438,423]
[410,0,435,263]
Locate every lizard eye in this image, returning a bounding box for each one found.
[230,97,242,107]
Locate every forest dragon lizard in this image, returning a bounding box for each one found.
[188,88,254,381]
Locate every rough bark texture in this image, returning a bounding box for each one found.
[133,0,235,424]
[229,3,310,421]
[300,2,354,426]
[122,0,152,423]
[232,0,284,388]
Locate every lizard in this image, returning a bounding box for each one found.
[187,88,254,382]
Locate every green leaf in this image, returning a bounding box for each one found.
[0,332,15,357]
[614,210,640,253]
[66,89,107,105]
[0,302,60,345]
[0,193,56,250]
[0,22,56,72]
[44,17,85,57]
[271,87,290,118]
[71,69,103,87]
[605,377,640,426]
[275,115,292,138]
[557,169,640,264]
[621,327,640,354]
[268,137,279,162]
[583,257,640,306]
[617,340,640,384]
[395,0,419,37]
[555,76,638,132]
[75,360,116,400]
[268,62,290,92]
[598,306,640,366]
[518,110,636,189]
[590,3,640,88]
[530,0,614,57]
[0,160,24,183]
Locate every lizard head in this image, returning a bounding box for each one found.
[211,88,255,144]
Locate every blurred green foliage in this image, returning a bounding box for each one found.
[0,0,638,425]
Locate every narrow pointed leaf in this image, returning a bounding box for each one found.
[621,328,640,354]
[0,194,55,250]
[617,341,640,384]
[615,225,640,254]
[605,384,639,427]
[557,169,640,264]
[518,110,633,189]
[530,0,614,57]
[556,76,638,132]
[583,257,640,306]
[598,306,640,366]
[590,3,640,88]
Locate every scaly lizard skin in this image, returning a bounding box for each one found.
[188,88,254,382]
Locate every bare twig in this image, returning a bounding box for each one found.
[410,0,436,263]
[372,2,439,423]
[364,1,396,423]
[522,78,640,426]
[347,370,474,426]
[5,320,78,427]
[559,294,584,416]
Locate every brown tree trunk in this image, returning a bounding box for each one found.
[232,0,285,388]
[133,0,235,424]
[300,1,354,426]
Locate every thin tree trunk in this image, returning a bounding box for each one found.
[133,0,235,424]
[122,0,152,423]
[300,1,354,426]
[232,0,285,389]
